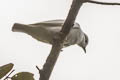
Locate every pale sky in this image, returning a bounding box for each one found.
[0,0,120,80]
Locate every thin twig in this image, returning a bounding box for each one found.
[36,66,41,74]
[36,66,42,80]
[85,0,120,5]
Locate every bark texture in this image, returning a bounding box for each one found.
[39,0,84,80]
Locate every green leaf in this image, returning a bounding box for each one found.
[11,72,35,80]
[0,63,14,79]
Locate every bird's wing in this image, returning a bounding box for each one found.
[29,19,65,27]
[29,19,80,32]
[29,19,80,28]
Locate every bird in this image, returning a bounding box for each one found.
[12,19,88,53]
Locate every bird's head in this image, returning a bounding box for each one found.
[78,33,89,53]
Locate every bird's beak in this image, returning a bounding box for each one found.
[82,47,86,53]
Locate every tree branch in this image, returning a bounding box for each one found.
[85,0,120,5]
[39,0,84,80]
[39,0,120,80]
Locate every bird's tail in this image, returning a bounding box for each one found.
[12,23,30,33]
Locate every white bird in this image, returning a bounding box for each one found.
[12,19,88,53]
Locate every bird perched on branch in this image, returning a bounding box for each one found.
[12,19,88,53]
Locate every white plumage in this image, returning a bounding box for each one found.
[12,19,88,53]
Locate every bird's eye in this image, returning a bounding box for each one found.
[85,39,88,43]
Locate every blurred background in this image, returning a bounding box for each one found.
[0,0,120,80]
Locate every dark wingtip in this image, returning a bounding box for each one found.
[12,23,25,32]
[12,23,18,32]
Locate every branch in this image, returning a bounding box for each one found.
[39,0,84,80]
[85,0,120,5]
